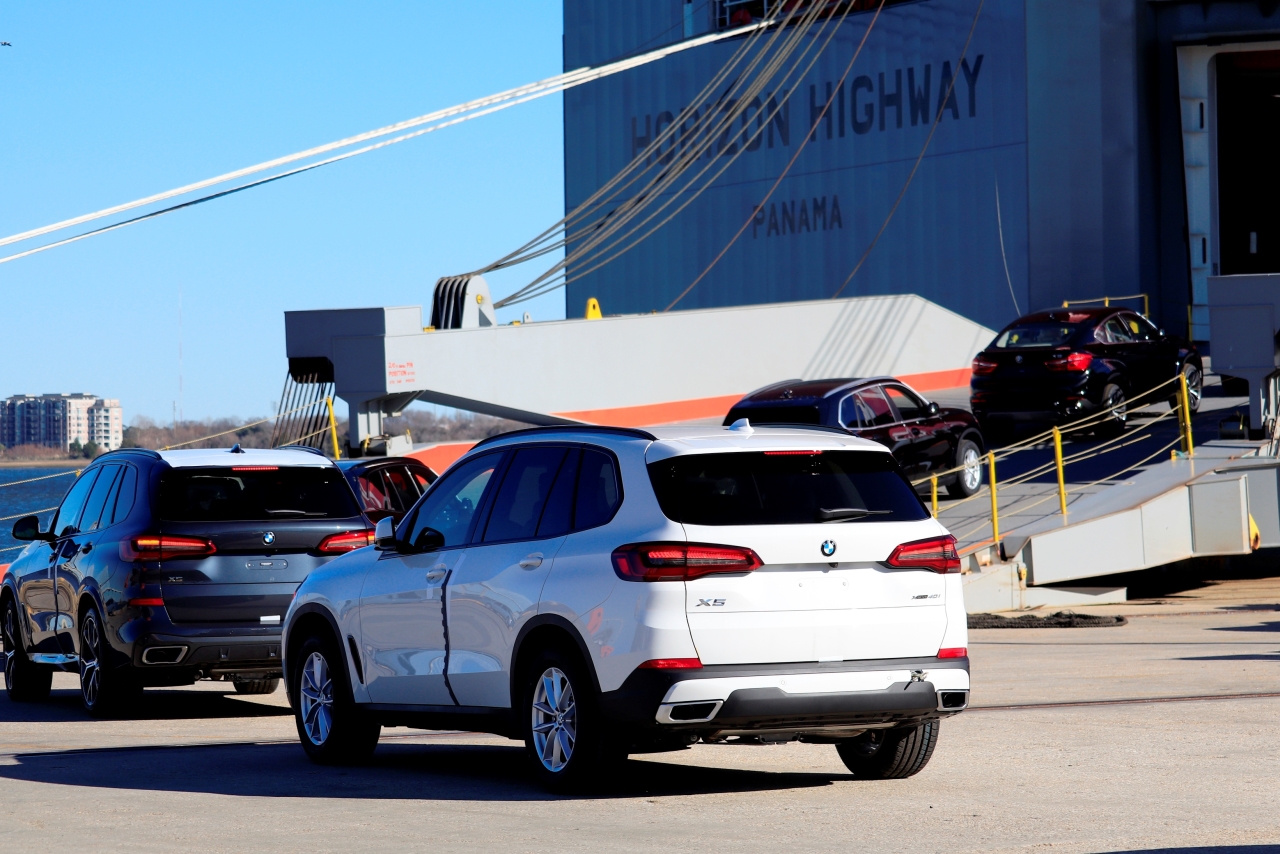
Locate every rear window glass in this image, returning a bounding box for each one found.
[648,451,928,526]
[723,405,820,426]
[157,466,360,522]
[993,323,1079,349]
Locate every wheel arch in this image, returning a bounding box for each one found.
[0,580,28,650]
[285,604,350,705]
[509,615,600,707]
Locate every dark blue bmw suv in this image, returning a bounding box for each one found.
[0,446,372,716]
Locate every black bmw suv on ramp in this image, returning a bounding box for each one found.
[1,446,372,715]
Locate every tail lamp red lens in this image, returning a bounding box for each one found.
[318,530,376,554]
[612,543,763,582]
[885,535,961,574]
[972,356,998,375]
[937,647,968,659]
[128,597,165,607]
[1046,351,1093,372]
[638,658,703,669]
[121,535,216,562]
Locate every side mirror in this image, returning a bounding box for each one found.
[412,526,445,553]
[374,516,397,550]
[11,515,51,543]
[927,402,940,416]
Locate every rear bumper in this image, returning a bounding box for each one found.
[601,656,969,737]
[132,629,283,678]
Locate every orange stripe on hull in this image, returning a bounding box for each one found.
[405,367,973,474]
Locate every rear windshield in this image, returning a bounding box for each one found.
[993,322,1079,349]
[157,466,361,522]
[723,405,820,426]
[647,451,928,526]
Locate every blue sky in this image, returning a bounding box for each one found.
[0,2,566,423]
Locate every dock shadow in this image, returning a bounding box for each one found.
[0,687,290,724]
[0,738,840,802]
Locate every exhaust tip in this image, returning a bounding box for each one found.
[141,646,188,665]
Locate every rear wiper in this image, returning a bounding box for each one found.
[817,507,893,523]
[264,509,325,516]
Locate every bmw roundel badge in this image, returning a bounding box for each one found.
[821,540,837,557]
[263,531,276,546]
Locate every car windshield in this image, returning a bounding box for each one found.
[647,450,928,526]
[992,322,1080,349]
[157,467,360,521]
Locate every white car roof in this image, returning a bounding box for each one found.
[644,424,888,462]
[157,448,336,468]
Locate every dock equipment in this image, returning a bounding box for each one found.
[283,285,993,454]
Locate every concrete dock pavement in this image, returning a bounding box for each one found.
[0,590,1277,852]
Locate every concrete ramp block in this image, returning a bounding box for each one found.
[1024,586,1127,608]
[1189,475,1251,556]
[961,564,1019,614]
[1025,508,1145,585]
[1140,486,1192,566]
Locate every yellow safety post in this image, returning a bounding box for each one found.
[325,397,342,459]
[930,475,938,518]
[585,298,602,319]
[1142,294,1150,316]
[1104,296,1110,307]
[1053,427,1067,517]
[987,452,1000,545]
[1179,372,1195,457]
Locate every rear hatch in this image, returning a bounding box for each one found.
[647,446,950,665]
[152,465,368,624]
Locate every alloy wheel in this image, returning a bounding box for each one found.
[1107,388,1127,425]
[960,447,982,492]
[531,666,577,773]
[80,612,101,708]
[1182,364,1203,412]
[3,606,17,688]
[300,651,334,746]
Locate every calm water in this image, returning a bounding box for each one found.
[0,466,82,560]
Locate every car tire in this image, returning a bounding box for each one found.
[1096,384,1128,438]
[2,597,52,702]
[79,604,141,717]
[1169,362,1203,414]
[946,439,983,498]
[233,677,281,695]
[292,633,380,765]
[521,645,615,792]
[835,720,939,779]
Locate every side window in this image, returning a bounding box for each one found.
[52,469,101,538]
[883,386,925,421]
[404,452,502,549]
[574,448,622,530]
[357,471,392,512]
[110,466,138,525]
[1100,316,1133,344]
[382,466,421,510]
[854,387,896,427]
[537,448,580,538]
[482,447,568,543]
[1123,312,1156,342]
[80,465,120,532]
[838,394,869,429]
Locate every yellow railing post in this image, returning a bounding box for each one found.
[930,475,938,518]
[1053,427,1067,517]
[1103,296,1110,307]
[987,452,1000,545]
[1142,294,1149,316]
[325,397,342,459]
[1179,373,1194,457]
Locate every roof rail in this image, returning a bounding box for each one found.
[100,447,162,460]
[471,425,657,451]
[750,423,855,437]
[275,445,330,457]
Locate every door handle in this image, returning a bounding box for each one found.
[519,554,544,569]
[426,564,448,581]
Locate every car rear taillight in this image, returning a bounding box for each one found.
[128,597,165,607]
[972,356,998,375]
[885,535,961,574]
[938,647,968,658]
[318,530,376,554]
[1046,351,1093,372]
[611,543,763,582]
[121,535,217,562]
[638,658,703,669]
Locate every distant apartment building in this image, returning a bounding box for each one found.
[0,394,124,451]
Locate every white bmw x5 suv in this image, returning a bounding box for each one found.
[282,423,970,789]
